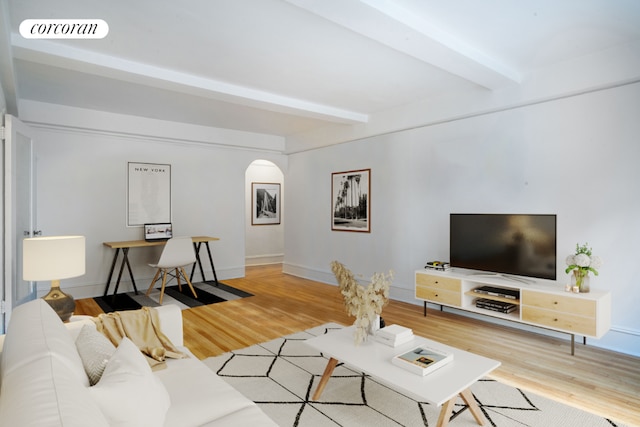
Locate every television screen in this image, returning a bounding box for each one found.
[450,214,557,281]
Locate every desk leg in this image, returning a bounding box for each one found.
[190,242,204,282]
[103,248,121,297]
[204,241,219,285]
[190,241,219,286]
[123,248,139,295]
[113,248,127,296]
[196,242,205,282]
[437,388,485,427]
[112,248,139,296]
[311,357,339,401]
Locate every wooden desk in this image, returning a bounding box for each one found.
[102,236,220,297]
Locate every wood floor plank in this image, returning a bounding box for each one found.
[75,264,640,426]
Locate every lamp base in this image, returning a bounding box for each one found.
[43,285,75,322]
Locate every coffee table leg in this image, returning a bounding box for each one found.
[437,387,485,427]
[312,357,339,400]
[436,398,457,427]
[460,388,485,425]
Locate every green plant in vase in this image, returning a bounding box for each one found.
[565,243,602,293]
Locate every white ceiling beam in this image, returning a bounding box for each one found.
[11,36,369,124]
[285,0,521,89]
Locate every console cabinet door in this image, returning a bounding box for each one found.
[415,273,461,307]
[521,290,597,336]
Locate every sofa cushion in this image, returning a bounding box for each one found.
[156,347,277,427]
[76,324,116,385]
[0,346,109,426]
[0,299,89,387]
[89,337,171,427]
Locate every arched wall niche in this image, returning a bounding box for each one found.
[244,159,284,266]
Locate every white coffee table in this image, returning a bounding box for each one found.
[305,326,500,427]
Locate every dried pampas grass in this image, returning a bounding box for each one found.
[331,261,392,345]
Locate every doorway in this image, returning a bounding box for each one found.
[2,115,36,332]
[245,160,284,266]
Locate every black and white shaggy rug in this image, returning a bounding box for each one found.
[204,323,626,427]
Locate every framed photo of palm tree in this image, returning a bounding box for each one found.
[331,168,370,232]
[252,182,281,225]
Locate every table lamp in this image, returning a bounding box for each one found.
[22,235,85,322]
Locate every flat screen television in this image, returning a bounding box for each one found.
[450,214,557,281]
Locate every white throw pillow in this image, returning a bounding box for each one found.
[76,324,116,385]
[89,338,171,427]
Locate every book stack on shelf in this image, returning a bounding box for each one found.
[424,261,450,271]
[475,298,517,314]
[374,324,414,347]
[392,345,453,376]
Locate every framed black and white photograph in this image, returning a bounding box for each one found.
[252,182,281,225]
[127,162,171,226]
[331,168,370,232]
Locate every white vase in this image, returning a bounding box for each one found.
[368,314,381,334]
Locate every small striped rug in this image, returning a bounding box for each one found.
[93,281,252,312]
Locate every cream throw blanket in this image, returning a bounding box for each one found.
[93,306,187,370]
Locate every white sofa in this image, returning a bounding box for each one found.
[0,299,278,427]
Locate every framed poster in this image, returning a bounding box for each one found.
[252,182,281,225]
[331,168,370,232]
[127,162,171,226]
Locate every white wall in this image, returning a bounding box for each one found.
[0,83,5,330]
[245,160,284,265]
[283,82,640,356]
[25,105,287,299]
[0,84,6,114]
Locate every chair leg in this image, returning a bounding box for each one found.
[159,270,168,305]
[181,267,198,299]
[176,268,182,291]
[146,269,161,296]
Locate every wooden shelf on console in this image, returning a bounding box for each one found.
[463,290,520,306]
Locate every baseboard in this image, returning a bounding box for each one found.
[594,326,640,357]
[283,262,340,286]
[245,253,284,266]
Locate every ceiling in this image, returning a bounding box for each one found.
[2,0,640,153]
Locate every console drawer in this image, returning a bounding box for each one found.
[415,286,461,307]
[522,290,596,317]
[415,274,461,292]
[521,306,596,336]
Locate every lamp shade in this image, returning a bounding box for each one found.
[23,236,86,281]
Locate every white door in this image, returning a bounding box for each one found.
[2,115,36,332]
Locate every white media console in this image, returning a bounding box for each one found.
[415,268,611,355]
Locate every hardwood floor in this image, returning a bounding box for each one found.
[75,264,640,426]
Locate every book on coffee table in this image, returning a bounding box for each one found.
[374,324,414,347]
[392,345,453,376]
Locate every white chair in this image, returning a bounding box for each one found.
[145,237,198,304]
